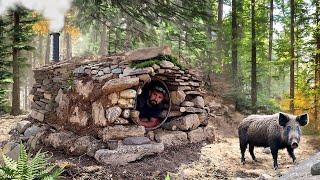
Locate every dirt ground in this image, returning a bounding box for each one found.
[0,114,28,143]
[1,113,319,179]
[50,136,319,180]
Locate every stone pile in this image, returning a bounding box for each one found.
[15,46,215,165]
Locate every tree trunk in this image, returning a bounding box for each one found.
[217,0,223,68]
[178,33,182,59]
[32,40,37,68]
[295,7,299,80]
[281,0,286,32]
[99,23,108,55]
[24,78,28,110]
[231,0,238,88]
[289,0,295,113]
[314,0,320,130]
[251,0,257,113]
[66,33,72,61]
[45,34,50,64]
[124,18,132,52]
[27,51,34,110]
[268,0,274,96]
[115,28,120,54]
[206,2,214,89]
[108,28,111,55]
[11,11,21,116]
[38,35,44,65]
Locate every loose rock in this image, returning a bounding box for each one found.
[160,60,175,68]
[92,101,107,126]
[188,127,206,143]
[170,91,186,105]
[16,120,32,133]
[30,110,45,122]
[162,114,200,131]
[114,117,129,125]
[118,98,135,108]
[120,89,137,99]
[122,109,131,119]
[123,136,151,145]
[94,143,164,165]
[192,96,205,108]
[69,107,88,126]
[75,80,94,99]
[105,106,122,123]
[100,125,145,141]
[108,92,119,105]
[24,125,41,139]
[154,130,188,147]
[44,131,76,150]
[311,162,320,176]
[102,77,139,94]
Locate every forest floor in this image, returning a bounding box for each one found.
[1,74,319,179]
[1,111,319,179]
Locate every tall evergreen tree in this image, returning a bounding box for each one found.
[251,0,257,113]
[9,7,35,115]
[217,0,224,66]
[314,0,320,130]
[289,0,295,113]
[268,0,274,96]
[0,17,12,113]
[231,0,238,88]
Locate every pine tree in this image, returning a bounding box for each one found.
[251,0,257,113]
[0,17,12,113]
[9,7,35,115]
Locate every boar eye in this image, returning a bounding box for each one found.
[284,126,291,137]
[297,127,301,135]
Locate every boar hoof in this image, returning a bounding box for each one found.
[241,158,246,165]
[292,158,297,163]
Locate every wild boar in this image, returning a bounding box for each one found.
[238,112,308,169]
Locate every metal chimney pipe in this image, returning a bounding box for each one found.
[51,33,60,62]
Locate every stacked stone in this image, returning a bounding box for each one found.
[24,46,215,165]
[150,61,214,146]
[29,61,77,123]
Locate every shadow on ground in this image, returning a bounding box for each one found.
[48,142,205,179]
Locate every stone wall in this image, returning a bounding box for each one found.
[20,47,215,165]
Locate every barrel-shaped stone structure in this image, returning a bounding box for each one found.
[24,46,215,165]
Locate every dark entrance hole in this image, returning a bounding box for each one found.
[134,78,171,130]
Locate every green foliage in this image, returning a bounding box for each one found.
[0,7,36,113]
[165,174,171,180]
[224,87,281,114]
[66,73,75,92]
[130,59,161,69]
[130,55,185,70]
[0,17,12,113]
[0,143,64,180]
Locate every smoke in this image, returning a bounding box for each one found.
[0,0,73,32]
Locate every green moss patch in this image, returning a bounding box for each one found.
[130,55,185,70]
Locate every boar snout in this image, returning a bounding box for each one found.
[291,140,299,149]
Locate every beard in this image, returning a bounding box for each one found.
[149,100,158,106]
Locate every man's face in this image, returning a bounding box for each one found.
[149,90,164,106]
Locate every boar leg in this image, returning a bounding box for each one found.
[249,144,257,162]
[240,140,247,164]
[271,147,279,170]
[287,147,296,163]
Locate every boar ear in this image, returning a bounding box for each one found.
[297,113,308,126]
[279,112,289,127]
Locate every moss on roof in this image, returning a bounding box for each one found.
[130,55,185,70]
